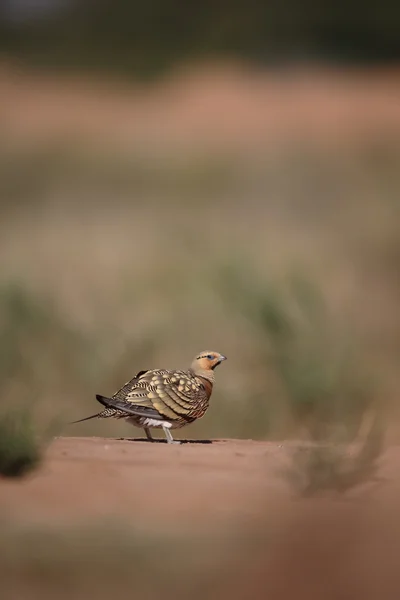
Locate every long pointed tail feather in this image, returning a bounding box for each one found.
[70,394,114,424]
[69,413,101,425]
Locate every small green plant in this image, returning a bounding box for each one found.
[0,409,41,477]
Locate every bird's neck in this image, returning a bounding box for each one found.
[191,369,214,396]
[191,367,214,382]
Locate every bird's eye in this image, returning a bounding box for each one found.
[206,354,214,360]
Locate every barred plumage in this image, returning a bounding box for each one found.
[71,351,227,444]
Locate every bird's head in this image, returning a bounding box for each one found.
[191,351,227,376]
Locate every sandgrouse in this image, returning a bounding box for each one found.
[72,351,226,444]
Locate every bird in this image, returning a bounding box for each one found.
[71,350,227,444]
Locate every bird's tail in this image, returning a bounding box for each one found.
[95,394,113,407]
[70,394,114,424]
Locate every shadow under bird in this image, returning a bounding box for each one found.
[71,351,227,444]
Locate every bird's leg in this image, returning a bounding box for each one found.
[162,426,180,445]
[144,428,154,442]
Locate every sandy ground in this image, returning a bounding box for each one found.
[2,438,400,599]
[0,437,291,529]
[2,64,400,151]
[0,436,399,531]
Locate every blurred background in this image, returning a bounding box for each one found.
[1,0,399,441]
[0,2,400,598]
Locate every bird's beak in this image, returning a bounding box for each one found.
[219,355,227,362]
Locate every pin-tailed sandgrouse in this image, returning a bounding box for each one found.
[72,351,227,444]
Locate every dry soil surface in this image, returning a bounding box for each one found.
[0,436,399,532]
[0,437,291,529]
[2,437,400,600]
[2,64,400,150]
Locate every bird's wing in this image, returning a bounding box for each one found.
[109,369,210,422]
[112,369,154,406]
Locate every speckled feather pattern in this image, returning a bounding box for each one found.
[99,369,213,428]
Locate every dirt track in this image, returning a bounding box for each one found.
[1,436,399,531]
[2,437,400,600]
[0,437,290,528]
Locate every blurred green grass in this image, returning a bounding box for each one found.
[0,137,399,443]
